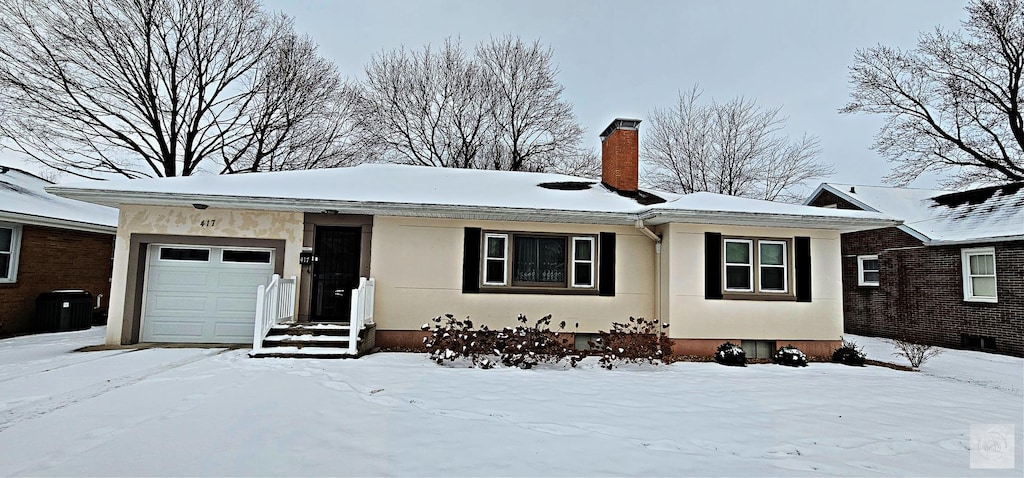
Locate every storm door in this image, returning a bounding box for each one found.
[310,226,362,322]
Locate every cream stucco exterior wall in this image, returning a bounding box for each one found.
[105,205,303,345]
[369,216,657,333]
[657,223,843,341]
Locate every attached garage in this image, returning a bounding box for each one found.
[141,245,275,343]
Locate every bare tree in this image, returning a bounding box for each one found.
[357,36,585,173]
[0,0,359,179]
[357,39,492,169]
[644,87,833,202]
[842,0,1024,187]
[476,36,584,172]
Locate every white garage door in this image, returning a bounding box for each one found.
[142,245,275,343]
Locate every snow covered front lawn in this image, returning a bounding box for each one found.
[1,328,1021,477]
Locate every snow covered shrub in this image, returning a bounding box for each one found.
[888,338,942,370]
[421,314,577,369]
[714,341,746,366]
[587,317,671,370]
[831,338,866,366]
[773,344,807,367]
[494,314,578,369]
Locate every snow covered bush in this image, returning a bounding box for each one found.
[714,342,746,366]
[831,338,866,366]
[587,317,672,370]
[888,338,942,370]
[773,344,807,367]
[421,314,577,369]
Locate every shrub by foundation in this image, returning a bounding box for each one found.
[774,344,808,367]
[831,338,866,366]
[714,341,746,366]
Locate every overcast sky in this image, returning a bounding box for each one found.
[3,0,971,191]
[262,0,968,190]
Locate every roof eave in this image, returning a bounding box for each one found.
[639,209,901,232]
[0,211,117,234]
[926,234,1024,246]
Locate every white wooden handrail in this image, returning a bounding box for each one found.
[347,277,375,354]
[252,274,297,353]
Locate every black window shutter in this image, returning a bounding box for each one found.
[599,232,616,296]
[462,228,481,293]
[795,236,812,302]
[705,232,723,300]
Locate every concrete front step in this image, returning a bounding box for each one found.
[269,323,353,337]
[249,346,357,359]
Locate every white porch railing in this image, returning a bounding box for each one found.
[252,274,297,353]
[346,277,375,354]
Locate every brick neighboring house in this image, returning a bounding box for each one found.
[0,166,118,337]
[806,182,1024,357]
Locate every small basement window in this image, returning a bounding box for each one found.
[742,340,775,359]
[857,255,880,286]
[159,247,211,262]
[961,334,997,351]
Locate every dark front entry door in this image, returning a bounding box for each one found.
[311,226,362,322]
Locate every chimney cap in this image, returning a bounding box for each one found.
[600,118,642,141]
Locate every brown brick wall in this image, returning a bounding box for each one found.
[841,231,1023,357]
[0,224,114,336]
[601,127,639,192]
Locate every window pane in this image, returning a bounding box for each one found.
[574,239,592,261]
[514,237,565,284]
[863,271,880,283]
[725,241,750,264]
[969,254,994,275]
[159,248,210,261]
[862,259,879,271]
[486,236,505,259]
[725,265,751,289]
[0,254,8,279]
[485,259,505,283]
[0,228,11,251]
[574,263,592,286]
[972,277,996,297]
[761,267,785,291]
[760,243,784,266]
[222,250,271,263]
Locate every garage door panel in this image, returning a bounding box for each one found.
[143,245,275,344]
[150,269,213,288]
[148,321,205,340]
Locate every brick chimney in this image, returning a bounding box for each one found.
[600,118,641,193]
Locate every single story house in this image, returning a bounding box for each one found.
[806,183,1023,357]
[0,165,118,336]
[49,119,897,357]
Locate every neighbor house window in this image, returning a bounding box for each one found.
[961,247,996,302]
[482,232,597,291]
[0,224,22,282]
[857,255,880,286]
[723,237,792,297]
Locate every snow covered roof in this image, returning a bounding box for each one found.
[806,183,1024,244]
[0,166,118,234]
[48,164,897,231]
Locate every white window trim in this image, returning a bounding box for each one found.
[857,255,880,286]
[724,239,754,292]
[961,247,997,303]
[758,240,788,293]
[571,236,595,288]
[483,233,508,286]
[0,223,23,283]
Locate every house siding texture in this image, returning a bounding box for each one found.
[809,191,1024,357]
[0,224,113,336]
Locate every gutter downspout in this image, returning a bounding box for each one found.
[634,219,662,326]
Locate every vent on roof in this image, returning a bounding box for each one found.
[538,181,595,191]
